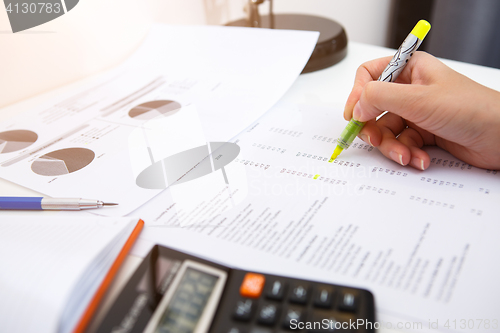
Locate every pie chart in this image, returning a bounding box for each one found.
[0,130,38,154]
[31,148,95,176]
[129,100,181,120]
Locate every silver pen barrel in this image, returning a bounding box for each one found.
[41,198,103,210]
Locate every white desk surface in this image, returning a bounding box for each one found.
[2,41,500,333]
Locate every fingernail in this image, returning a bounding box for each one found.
[359,134,373,146]
[352,101,361,121]
[412,157,425,170]
[390,151,404,165]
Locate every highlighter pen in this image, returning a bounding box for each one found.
[0,197,118,210]
[329,20,431,162]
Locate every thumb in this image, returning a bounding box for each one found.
[352,81,428,123]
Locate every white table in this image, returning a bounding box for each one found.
[2,42,500,333]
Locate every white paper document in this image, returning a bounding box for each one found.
[0,25,318,216]
[131,103,500,332]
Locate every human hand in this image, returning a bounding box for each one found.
[344,51,500,170]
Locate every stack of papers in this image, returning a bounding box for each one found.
[0,216,139,333]
[0,24,319,216]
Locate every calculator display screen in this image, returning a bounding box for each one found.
[153,267,219,333]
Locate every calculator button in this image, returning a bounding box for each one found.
[308,310,345,333]
[257,303,280,326]
[240,273,266,298]
[288,283,310,304]
[282,306,306,330]
[233,299,255,321]
[338,292,357,313]
[266,279,286,300]
[313,285,334,309]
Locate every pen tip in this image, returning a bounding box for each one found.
[103,202,119,206]
[329,146,343,162]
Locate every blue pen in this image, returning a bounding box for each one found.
[0,197,118,210]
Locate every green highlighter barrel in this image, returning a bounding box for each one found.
[329,20,431,162]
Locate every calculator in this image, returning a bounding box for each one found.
[95,245,375,333]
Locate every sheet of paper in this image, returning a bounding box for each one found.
[0,215,138,333]
[0,25,318,216]
[130,103,500,332]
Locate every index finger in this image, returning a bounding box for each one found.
[344,56,393,121]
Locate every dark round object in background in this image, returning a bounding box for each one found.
[227,14,348,73]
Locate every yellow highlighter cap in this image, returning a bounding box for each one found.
[410,20,431,40]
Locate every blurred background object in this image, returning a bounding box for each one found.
[389,0,500,69]
[225,0,348,73]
